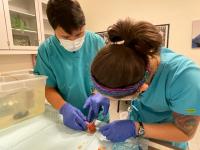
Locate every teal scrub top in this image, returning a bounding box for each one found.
[129,48,200,149]
[34,31,105,115]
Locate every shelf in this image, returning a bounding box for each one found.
[9,9,36,17]
[12,28,37,34]
[41,0,48,3]
[45,32,53,36]
[43,17,48,21]
[43,18,49,23]
[0,50,37,55]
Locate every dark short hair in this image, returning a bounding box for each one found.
[47,0,85,34]
[91,19,162,90]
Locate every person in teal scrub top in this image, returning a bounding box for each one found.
[34,0,109,131]
[89,19,200,150]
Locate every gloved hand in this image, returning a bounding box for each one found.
[83,93,110,122]
[59,103,87,131]
[99,120,136,142]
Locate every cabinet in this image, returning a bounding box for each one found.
[0,0,54,54]
[3,0,41,51]
[0,0,9,50]
[38,0,54,42]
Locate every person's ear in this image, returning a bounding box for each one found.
[139,83,149,92]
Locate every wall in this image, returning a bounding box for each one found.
[192,20,200,38]
[0,55,33,72]
[78,1,200,148]
[0,0,199,72]
[79,0,200,65]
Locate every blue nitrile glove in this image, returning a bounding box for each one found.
[59,103,87,131]
[99,120,136,142]
[83,93,110,122]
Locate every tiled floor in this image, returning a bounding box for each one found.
[109,100,200,150]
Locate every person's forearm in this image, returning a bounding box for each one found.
[135,122,190,142]
[45,86,66,110]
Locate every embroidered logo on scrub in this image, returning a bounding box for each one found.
[186,108,196,114]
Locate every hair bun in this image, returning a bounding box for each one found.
[107,18,162,56]
[107,19,133,44]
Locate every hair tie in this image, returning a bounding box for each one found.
[111,40,125,45]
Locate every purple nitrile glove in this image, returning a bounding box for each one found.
[99,120,136,142]
[59,103,87,131]
[83,93,110,122]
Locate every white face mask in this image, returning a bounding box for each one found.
[59,35,85,52]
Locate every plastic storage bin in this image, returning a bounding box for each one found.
[0,74,47,129]
[0,69,33,76]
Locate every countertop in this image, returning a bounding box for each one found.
[0,105,178,150]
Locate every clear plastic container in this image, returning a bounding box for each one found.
[0,69,33,76]
[0,73,47,129]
